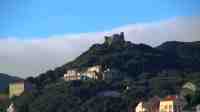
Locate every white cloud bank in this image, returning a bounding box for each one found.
[0,16,200,78]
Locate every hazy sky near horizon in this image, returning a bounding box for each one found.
[0,0,200,78]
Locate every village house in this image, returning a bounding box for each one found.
[159,95,183,112]
[63,69,81,81]
[9,80,32,98]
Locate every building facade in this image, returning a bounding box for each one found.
[159,96,183,112]
[64,70,81,81]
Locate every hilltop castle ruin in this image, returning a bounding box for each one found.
[104,32,125,45]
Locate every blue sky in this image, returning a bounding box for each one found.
[0,0,200,38]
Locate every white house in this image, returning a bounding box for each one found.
[63,69,81,81]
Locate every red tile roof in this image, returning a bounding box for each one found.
[164,95,177,101]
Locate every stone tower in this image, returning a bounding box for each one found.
[104,32,125,45]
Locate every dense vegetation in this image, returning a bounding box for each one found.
[13,72,200,112]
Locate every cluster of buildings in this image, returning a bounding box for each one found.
[134,95,186,112]
[63,65,123,81]
[133,82,200,112]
